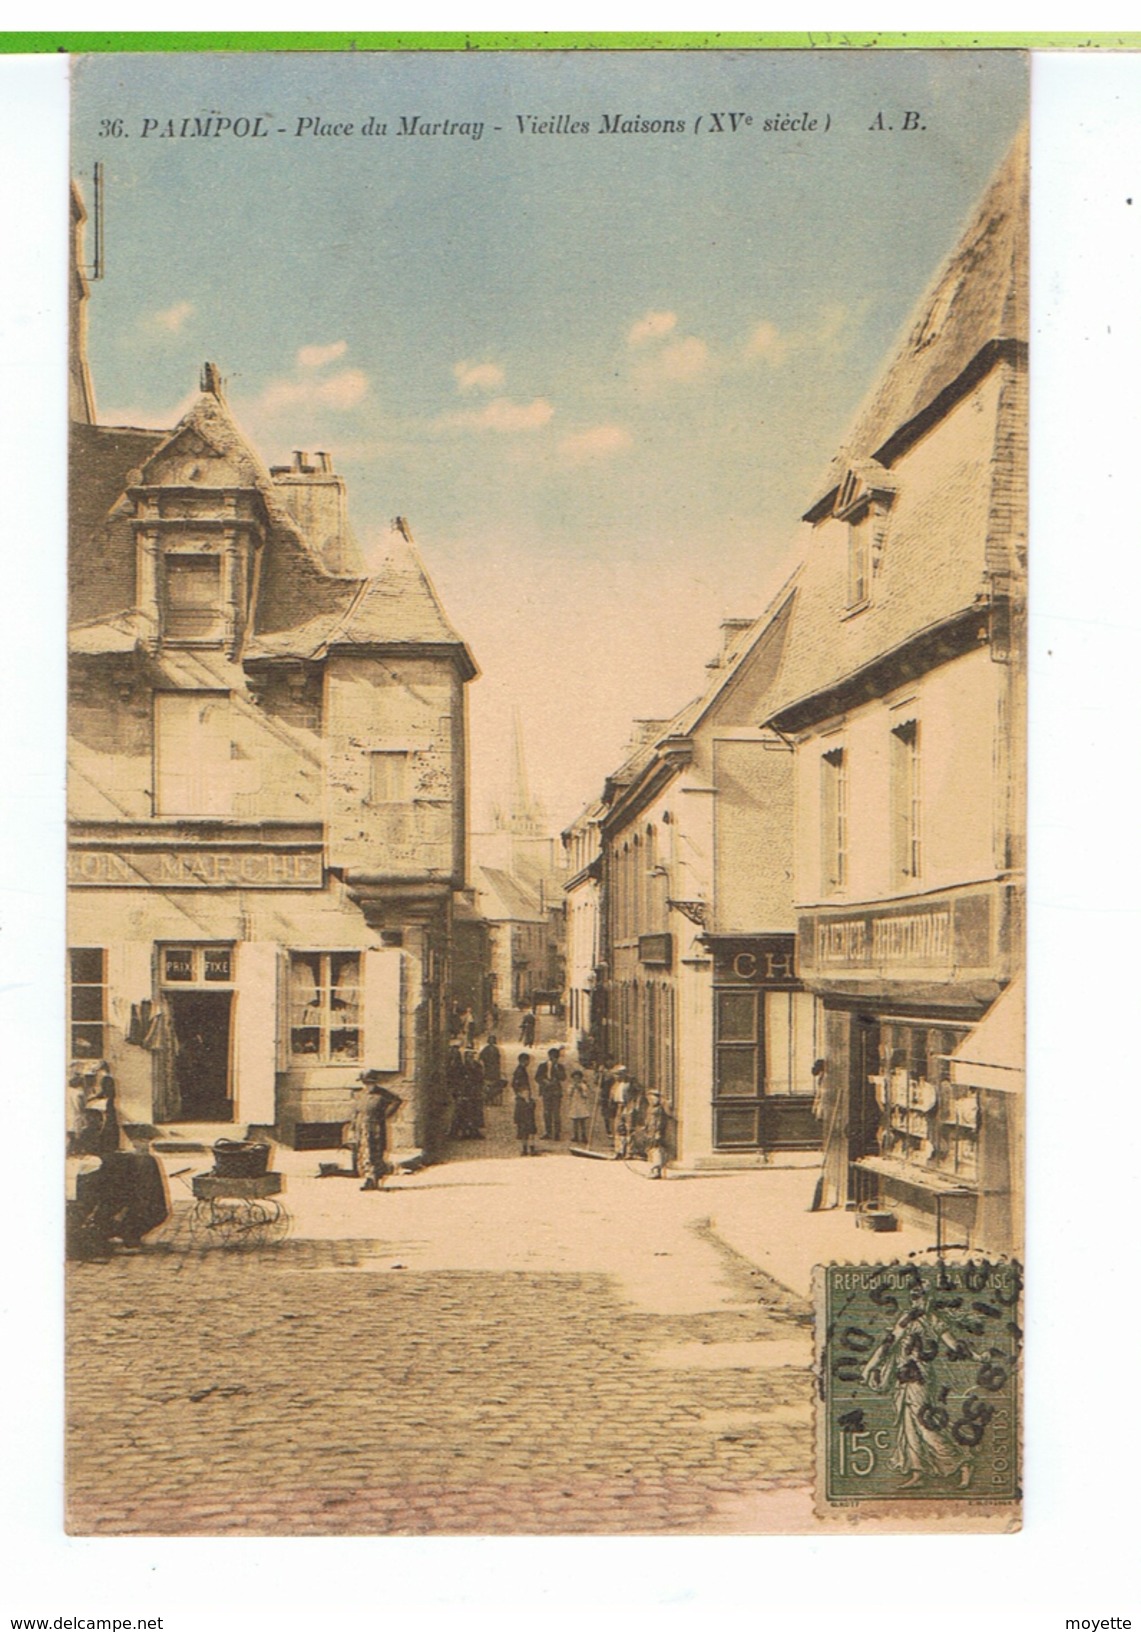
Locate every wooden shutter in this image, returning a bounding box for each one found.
[106,941,154,1045]
[363,947,402,1073]
[235,942,279,1127]
[275,946,291,1072]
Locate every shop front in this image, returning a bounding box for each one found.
[66,830,417,1154]
[799,883,1017,1245]
[706,935,821,1155]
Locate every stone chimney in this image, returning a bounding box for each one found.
[706,617,755,671]
[200,361,224,398]
[269,448,364,576]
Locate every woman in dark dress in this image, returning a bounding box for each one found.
[69,1078,170,1257]
[512,1053,537,1156]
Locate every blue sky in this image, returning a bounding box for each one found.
[73,49,1026,830]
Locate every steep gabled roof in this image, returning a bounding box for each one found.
[474,864,546,923]
[762,131,1028,728]
[807,123,1028,518]
[70,380,477,679]
[245,521,477,678]
[123,389,305,539]
[600,574,800,836]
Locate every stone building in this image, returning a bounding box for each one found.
[67,203,476,1160]
[760,128,1027,1251]
[561,798,604,1056]
[592,612,822,1171]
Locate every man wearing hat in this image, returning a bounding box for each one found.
[352,1071,404,1191]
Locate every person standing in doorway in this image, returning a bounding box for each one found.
[520,1005,537,1047]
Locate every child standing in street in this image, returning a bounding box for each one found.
[567,1068,592,1145]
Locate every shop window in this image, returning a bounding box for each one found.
[369,749,410,804]
[872,1021,975,1178]
[763,990,820,1095]
[69,947,106,1059]
[163,554,224,643]
[290,951,361,1062]
[154,692,234,817]
[820,746,848,895]
[891,719,922,882]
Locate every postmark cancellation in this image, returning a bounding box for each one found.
[815,1259,1021,1525]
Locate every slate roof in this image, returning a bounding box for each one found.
[474,865,547,923]
[69,383,476,678]
[807,123,1028,516]
[762,129,1027,728]
[600,575,800,835]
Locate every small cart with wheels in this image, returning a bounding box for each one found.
[190,1170,290,1249]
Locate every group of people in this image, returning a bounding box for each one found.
[508,1050,671,1176]
[510,1046,584,1153]
[445,1041,491,1141]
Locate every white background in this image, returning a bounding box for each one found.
[0,37,1137,1632]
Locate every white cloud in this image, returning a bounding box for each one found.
[441,396,554,433]
[314,368,368,408]
[256,367,369,416]
[743,303,859,368]
[656,336,710,381]
[627,309,678,348]
[746,319,788,364]
[454,360,506,393]
[148,300,194,334]
[558,424,633,464]
[297,340,348,370]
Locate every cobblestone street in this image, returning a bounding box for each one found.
[67,1102,819,1536]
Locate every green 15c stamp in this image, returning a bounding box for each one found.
[816,1260,1021,1507]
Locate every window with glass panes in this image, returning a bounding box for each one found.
[847,513,871,609]
[69,948,106,1058]
[714,987,764,1147]
[163,553,224,642]
[821,746,848,895]
[891,719,922,882]
[289,951,362,1062]
[876,1019,976,1180]
[160,944,234,985]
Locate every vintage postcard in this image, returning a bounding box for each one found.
[65,46,1026,1535]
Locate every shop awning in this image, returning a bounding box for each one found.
[948,975,1025,1093]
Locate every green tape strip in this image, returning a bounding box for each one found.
[3,30,1141,53]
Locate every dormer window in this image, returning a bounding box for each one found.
[847,510,872,611]
[164,553,224,643]
[834,459,898,616]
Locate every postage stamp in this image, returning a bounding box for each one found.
[816,1260,1021,1512]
